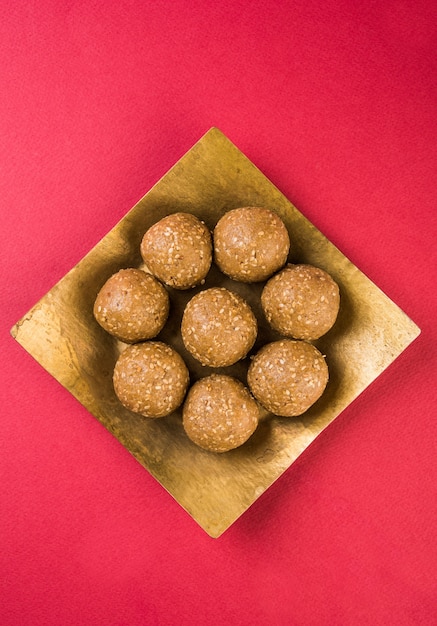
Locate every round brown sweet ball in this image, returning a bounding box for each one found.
[183,374,260,452]
[140,212,212,289]
[93,268,170,343]
[261,264,340,340]
[247,339,329,417]
[213,207,290,282]
[181,287,257,367]
[113,341,189,418]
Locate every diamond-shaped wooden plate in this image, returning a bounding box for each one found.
[11,128,420,537]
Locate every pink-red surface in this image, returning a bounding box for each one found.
[1,1,436,624]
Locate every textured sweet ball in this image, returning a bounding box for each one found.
[140,212,212,289]
[247,339,329,417]
[183,374,260,452]
[93,268,170,343]
[113,341,189,418]
[181,287,257,367]
[213,207,290,282]
[261,264,340,340]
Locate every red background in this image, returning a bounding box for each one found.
[1,2,436,624]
